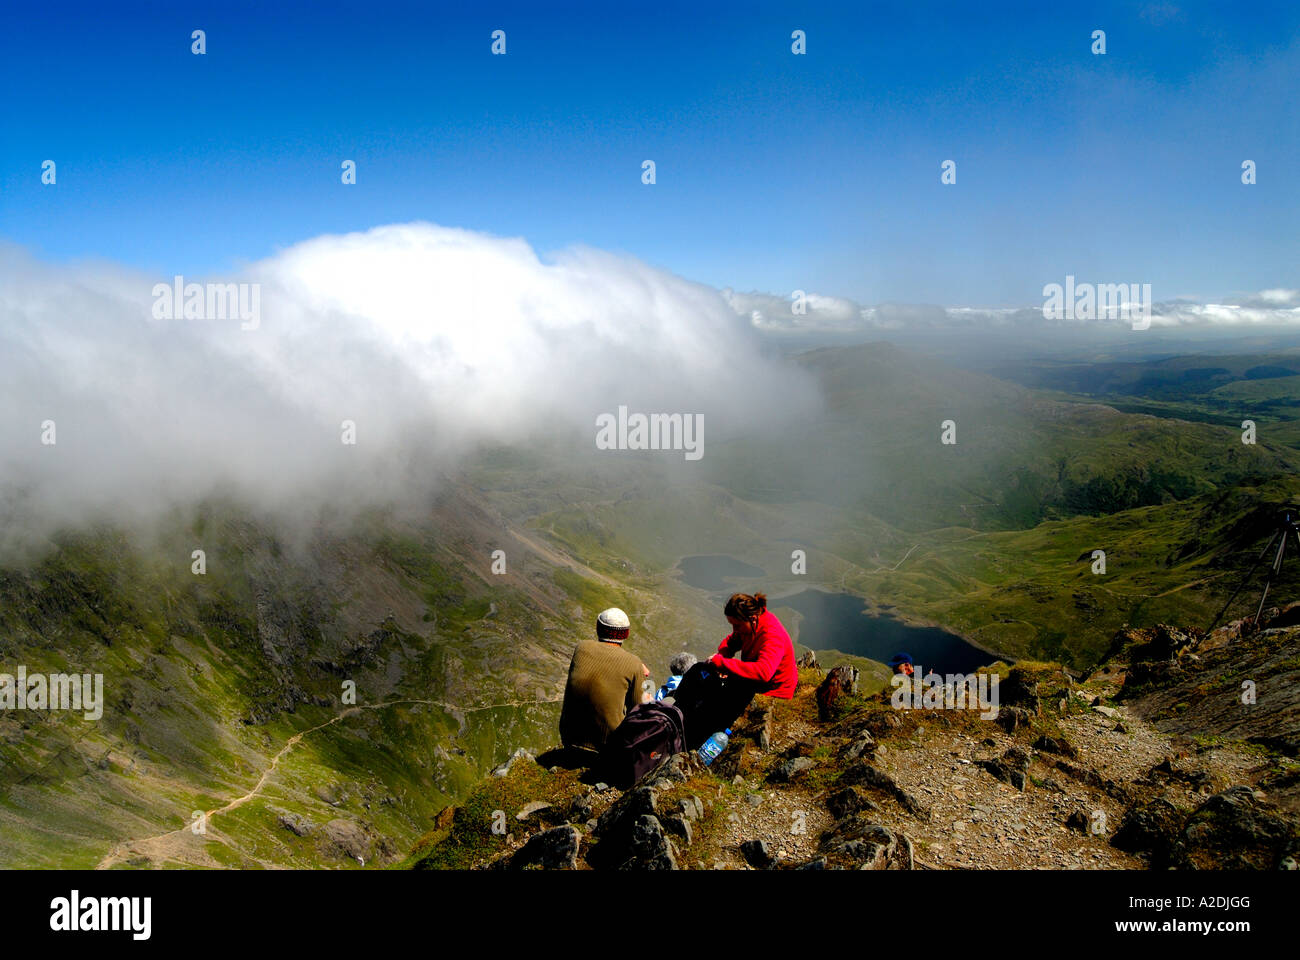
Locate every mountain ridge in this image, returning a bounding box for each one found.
[407,613,1300,871]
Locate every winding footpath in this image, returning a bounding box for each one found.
[95,695,561,869]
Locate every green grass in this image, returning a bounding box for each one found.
[405,760,585,870]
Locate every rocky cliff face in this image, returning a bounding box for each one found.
[1121,612,1300,759]
[405,626,1300,871]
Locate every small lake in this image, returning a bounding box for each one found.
[776,589,994,675]
[676,555,996,673]
[675,555,766,593]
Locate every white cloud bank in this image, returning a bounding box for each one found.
[0,223,817,553]
[3,220,1294,554]
[729,288,1300,332]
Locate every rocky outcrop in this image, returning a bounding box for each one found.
[1123,622,1300,757]
[1043,756,1131,803]
[589,783,681,870]
[816,665,859,721]
[842,732,875,761]
[827,786,880,820]
[995,706,1035,734]
[1111,798,1185,857]
[769,756,816,783]
[998,668,1043,715]
[818,816,913,870]
[1169,787,1300,870]
[621,815,679,870]
[979,746,1031,791]
[1032,735,1077,759]
[840,760,931,820]
[502,825,582,870]
[324,818,389,863]
[273,808,316,837]
[1111,787,1300,870]
[740,838,775,869]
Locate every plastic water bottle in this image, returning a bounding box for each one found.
[699,728,731,766]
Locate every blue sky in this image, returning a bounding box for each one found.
[2,0,1297,306]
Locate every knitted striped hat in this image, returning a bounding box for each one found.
[596,607,631,641]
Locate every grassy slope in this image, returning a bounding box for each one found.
[0,488,686,868]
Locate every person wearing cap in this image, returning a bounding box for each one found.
[888,652,915,678]
[558,607,652,752]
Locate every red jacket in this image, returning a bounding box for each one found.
[713,609,798,699]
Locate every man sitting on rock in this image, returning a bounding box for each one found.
[559,607,652,752]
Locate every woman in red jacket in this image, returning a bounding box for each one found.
[668,592,796,747]
[710,592,798,699]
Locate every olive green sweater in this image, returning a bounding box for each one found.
[559,637,645,751]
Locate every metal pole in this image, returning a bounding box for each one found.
[1255,528,1288,624]
[1208,528,1280,633]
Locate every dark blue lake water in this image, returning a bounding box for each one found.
[775,588,994,675]
[676,555,996,674]
[675,555,766,593]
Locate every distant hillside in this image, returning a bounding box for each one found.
[990,351,1300,451]
[696,343,1300,531]
[519,340,1300,670]
[990,351,1300,401]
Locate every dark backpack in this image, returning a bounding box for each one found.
[596,701,686,790]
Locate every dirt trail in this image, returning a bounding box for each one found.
[511,528,618,588]
[883,543,923,571]
[95,695,561,869]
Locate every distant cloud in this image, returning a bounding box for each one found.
[1155,300,1300,326]
[723,290,861,331]
[3,218,1295,557]
[727,287,1300,332]
[1256,289,1300,305]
